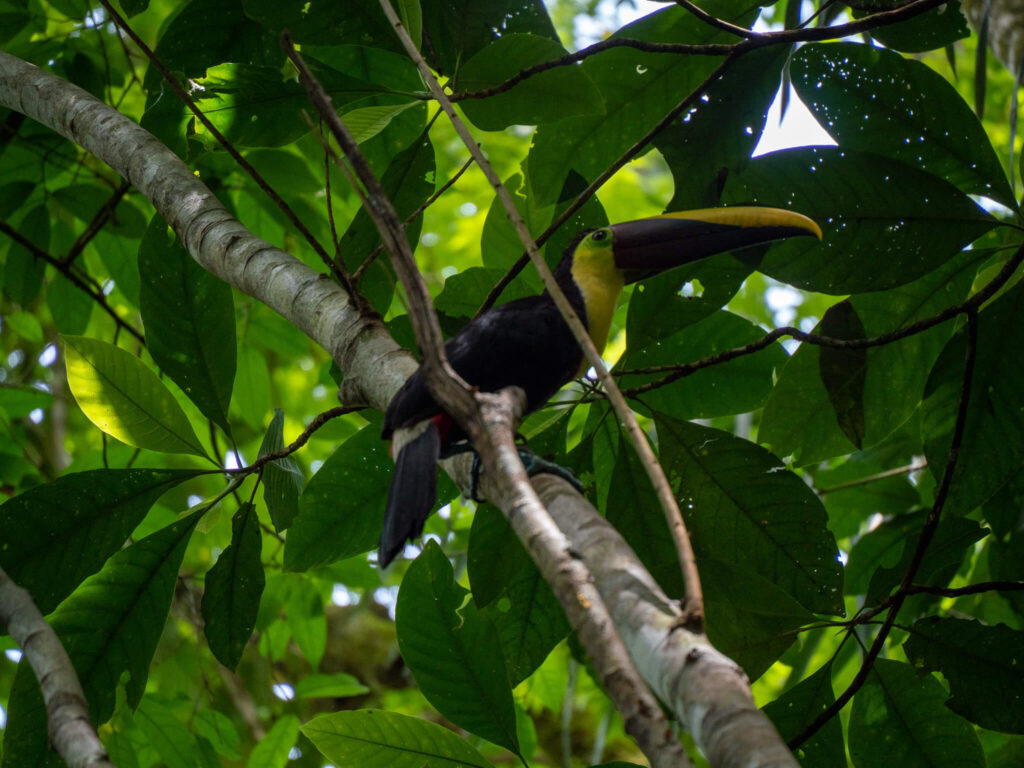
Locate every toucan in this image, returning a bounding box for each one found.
[379,206,821,566]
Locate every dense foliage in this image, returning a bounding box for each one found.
[1,0,1023,766]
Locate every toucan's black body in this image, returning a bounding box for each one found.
[379,207,821,567]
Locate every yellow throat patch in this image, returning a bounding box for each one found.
[569,228,625,358]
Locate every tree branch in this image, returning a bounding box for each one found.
[0,566,116,768]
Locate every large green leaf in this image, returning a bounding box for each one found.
[792,43,1013,207]
[242,0,401,50]
[139,217,235,435]
[0,467,201,614]
[722,147,997,293]
[923,280,1024,515]
[423,0,558,79]
[1,512,201,767]
[861,0,970,52]
[396,542,519,754]
[526,2,758,207]
[849,660,984,768]
[63,335,208,458]
[135,696,203,768]
[656,416,844,615]
[655,45,789,211]
[302,709,492,768]
[761,248,984,464]
[904,617,1024,733]
[763,664,845,768]
[202,504,264,670]
[457,33,603,130]
[467,505,568,686]
[283,423,392,571]
[247,714,300,768]
[154,0,277,77]
[619,309,786,420]
[700,557,813,679]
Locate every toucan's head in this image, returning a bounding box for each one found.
[561,206,821,353]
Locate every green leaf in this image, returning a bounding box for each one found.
[4,310,42,342]
[247,714,300,768]
[526,2,758,207]
[342,101,422,144]
[231,344,271,433]
[423,0,558,78]
[723,147,997,293]
[47,272,92,334]
[762,249,984,464]
[341,130,436,314]
[294,673,371,699]
[467,506,569,686]
[763,664,845,768]
[194,708,242,760]
[63,335,208,458]
[792,42,1014,207]
[396,542,519,753]
[135,696,202,768]
[0,385,52,419]
[862,0,970,53]
[923,279,1024,514]
[434,267,536,321]
[904,617,1024,733]
[285,581,326,669]
[1,512,201,768]
[3,204,47,306]
[457,33,603,130]
[284,423,392,570]
[656,416,844,615]
[139,216,235,435]
[701,557,813,679]
[849,659,984,768]
[656,45,789,210]
[619,310,786,421]
[202,504,264,670]
[605,437,685,599]
[241,0,400,51]
[0,468,202,614]
[302,709,492,768]
[257,409,303,531]
[817,301,868,449]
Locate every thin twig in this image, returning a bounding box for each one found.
[674,0,760,38]
[789,310,980,748]
[97,0,360,299]
[228,404,360,474]
[816,460,927,495]
[451,0,946,104]
[0,219,146,344]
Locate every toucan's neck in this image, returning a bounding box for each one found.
[553,252,624,355]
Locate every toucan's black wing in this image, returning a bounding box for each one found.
[381,294,582,439]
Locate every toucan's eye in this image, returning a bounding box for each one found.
[591,229,609,242]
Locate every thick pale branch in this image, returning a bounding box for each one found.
[0,567,115,768]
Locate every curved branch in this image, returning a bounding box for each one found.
[0,566,116,768]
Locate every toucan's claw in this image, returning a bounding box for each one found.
[466,449,583,502]
[518,450,584,493]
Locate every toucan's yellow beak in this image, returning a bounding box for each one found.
[611,206,821,284]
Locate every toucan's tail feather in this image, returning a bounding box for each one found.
[379,421,441,567]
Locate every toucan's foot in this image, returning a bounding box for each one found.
[466,449,583,501]
[518,449,583,493]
